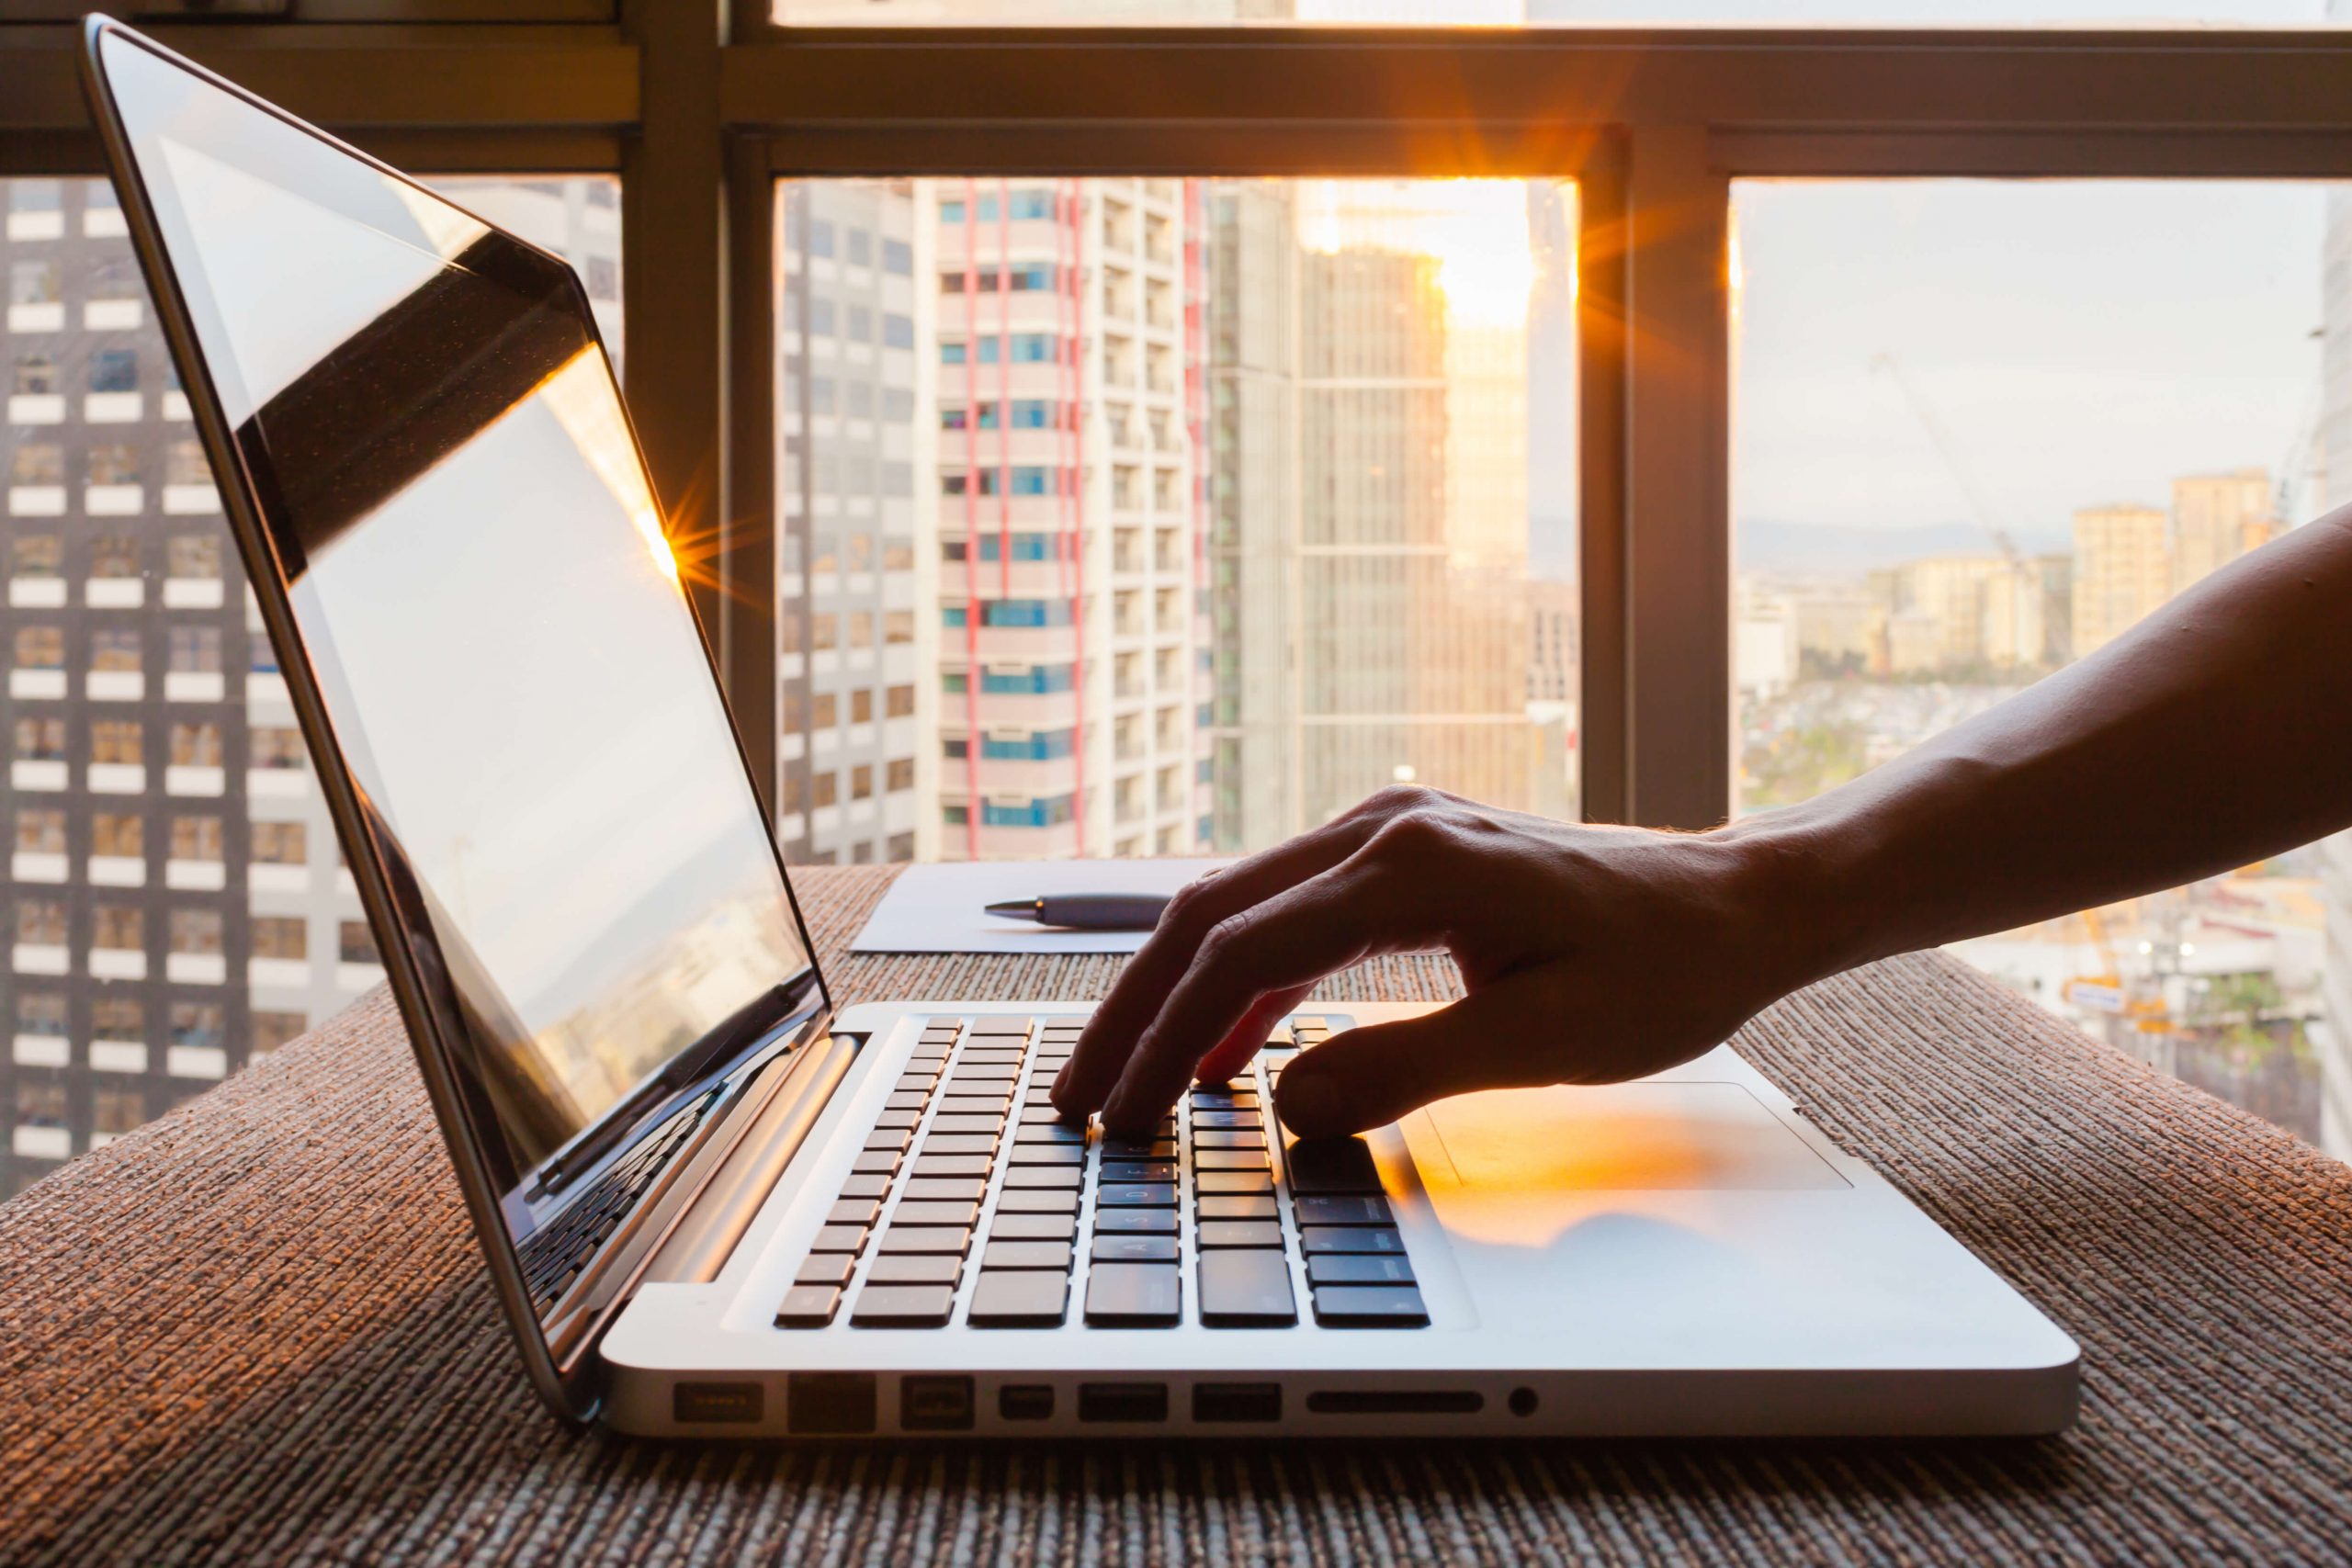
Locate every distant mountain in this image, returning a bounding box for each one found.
[1737,520,2072,579]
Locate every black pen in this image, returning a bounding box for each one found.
[985,893,1171,931]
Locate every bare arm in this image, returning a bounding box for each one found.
[1055,512,2352,1139]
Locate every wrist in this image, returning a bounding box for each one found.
[1707,805,1894,992]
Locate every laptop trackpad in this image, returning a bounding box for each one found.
[1413,1082,1849,1195]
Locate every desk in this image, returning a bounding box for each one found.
[5,864,2349,1564]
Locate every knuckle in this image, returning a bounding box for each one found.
[1364,782,1442,818]
[1369,807,1453,863]
[1195,910,1262,972]
[1159,878,1220,938]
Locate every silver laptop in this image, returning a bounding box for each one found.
[82,18,2078,1438]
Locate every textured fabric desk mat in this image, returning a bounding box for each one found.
[3,864,2349,1566]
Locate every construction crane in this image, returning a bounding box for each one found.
[1869,351,2022,567]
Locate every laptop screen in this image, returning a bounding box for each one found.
[96,37,821,1213]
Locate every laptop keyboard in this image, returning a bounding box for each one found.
[773,1013,1430,1332]
[517,1089,717,1319]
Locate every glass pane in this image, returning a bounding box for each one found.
[775,176,1575,864]
[0,174,619,1198]
[778,0,2328,28]
[1733,178,2339,1150]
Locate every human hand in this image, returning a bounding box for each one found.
[1051,785,1829,1139]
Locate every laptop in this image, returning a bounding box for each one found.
[80,18,2079,1438]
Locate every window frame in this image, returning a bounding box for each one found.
[8,16,2352,828]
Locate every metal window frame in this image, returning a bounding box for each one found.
[9,20,2352,829]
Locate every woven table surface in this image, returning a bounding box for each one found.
[4,863,2350,1566]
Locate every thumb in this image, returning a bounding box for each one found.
[1272,973,1551,1138]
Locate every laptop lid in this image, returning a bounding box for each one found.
[79,18,830,1420]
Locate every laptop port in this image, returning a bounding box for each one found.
[998,1383,1055,1422]
[901,1375,975,1431]
[1078,1382,1169,1424]
[1193,1382,1282,1424]
[673,1381,763,1425]
[787,1371,876,1434]
[1304,1390,1484,1416]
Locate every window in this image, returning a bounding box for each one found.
[90,629,141,672]
[9,179,62,213]
[14,626,63,671]
[981,599,1069,628]
[852,763,874,800]
[888,758,915,792]
[981,664,1075,695]
[16,718,65,761]
[248,632,278,673]
[17,899,66,946]
[16,809,65,853]
[253,1011,308,1053]
[811,772,838,808]
[169,722,222,768]
[91,536,139,579]
[91,813,141,857]
[11,444,62,485]
[340,920,380,964]
[170,1003,224,1051]
[17,994,66,1039]
[86,445,139,486]
[252,918,307,961]
[982,795,1076,829]
[91,998,142,1040]
[92,722,141,766]
[171,816,223,862]
[249,727,303,769]
[251,821,306,864]
[165,441,209,489]
[17,1077,67,1130]
[10,260,59,306]
[811,693,837,728]
[169,626,222,674]
[851,689,873,723]
[14,355,57,395]
[887,683,915,717]
[984,728,1075,761]
[95,1083,147,1137]
[92,905,142,953]
[168,534,221,579]
[170,908,223,957]
[12,536,62,578]
[88,348,137,393]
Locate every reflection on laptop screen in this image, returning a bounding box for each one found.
[100,36,818,1201]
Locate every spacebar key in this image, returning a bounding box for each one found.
[1084,1262,1182,1326]
[1199,1249,1297,1326]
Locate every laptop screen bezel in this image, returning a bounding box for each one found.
[76,17,835,1423]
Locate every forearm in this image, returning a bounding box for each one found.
[1726,510,2352,981]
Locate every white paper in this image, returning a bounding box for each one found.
[848,858,1234,953]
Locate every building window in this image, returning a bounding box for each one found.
[17,994,66,1039]
[165,442,209,490]
[810,614,838,650]
[168,722,222,768]
[811,693,837,729]
[811,772,838,808]
[169,908,223,957]
[88,257,140,302]
[11,536,62,579]
[847,612,874,649]
[168,626,222,674]
[87,348,137,394]
[168,533,221,579]
[92,998,142,1040]
[91,812,141,857]
[252,917,307,961]
[339,920,379,964]
[887,758,914,792]
[87,445,139,486]
[248,632,278,673]
[943,804,968,827]
[169,1002,224,1050]
[16,717,66,761]
[94,1082,146,1137]
[17,898,66,945]
[252,1011,307,1052]
[92,905,142,953]
[15,809,65,853]
[851,689,873,723]
[91,536,140,578]
[886,683,915,717]
[90,628,141,672]
[170,815,222,862]
[14,354,57,395]
[249,726,303,769]
[16,1077,67,1130]
[944,737,967,760]
[14,626,63,671]
[91,722,142,765]
[9,259,60,306]
[882,238,912,276]
[251,820,305,863]
[852,763,874,800]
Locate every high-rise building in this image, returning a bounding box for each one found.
[775,182,934,866]
[2319,185,2352,1162]
[2171,467,2277,597]
[2070,502,2171,659]
[2,175,619,1196]
[933,179,1210,859]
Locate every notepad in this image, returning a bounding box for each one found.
[848,859,1232,954]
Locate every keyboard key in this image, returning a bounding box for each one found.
[1193,1089,1261,1110]
[893,1200,980,1227]
[967,1270,1069,1327]
[851,1283,956,1327]
[894,1074,938,1096]
[1013,1122,1087,1145]
[911,1154,992,1179]
[865,1127,913,1152]
[901,1177,986,1202]
[1197,1195,1277,1221]
[1285,1139,1384,1195]
[838,1173,892,1200]
[906,1052,949,1068]
[1003,1166,1084,1190]
[1300,1225,1406,1256]
[1094,1208,1178,1235]
[1194,1149,1270,1172]
[775,1284,841,1327]
[1098,1183,1178,1208]
[876,1225,971,1255]
[930,1113,1004,1135]
[1307,1253,1416,1286]
[1193,1129,1266,1149]
[920,1134,1000,1157]
[886,1092,931,1112]
[795,1252,856,1286]
[996,1190,1081,1214]
[1102,1137,1178,1162]
[873,1109,922,1131]
[967,1018,1033,1037]
[982,1239,1072,1269]
[1311,1284,1428,1326]
[1084,1262,1182,1326]
[808,1224,869,1254]
[852,1149,902,1176]
[1005,1143,1085,1167]
[1101,1161,1178,1184]
[1199,1249,1298,1326]
[867,1253,963,1286]
[1196,1172,1273,1196]
[1019,1105,1077,1125]
[989,1213,1077,1241]
[826,1199,881,1228]
[949,1066,1019,1084]
[1193,1110,1261,1130]
[939,1097,1012,1117]
[1197,1220,1284,1249]
[1091,1233,1180,1263]
[1295,1193,1393,1227]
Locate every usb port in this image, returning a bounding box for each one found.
[900,1375,975,1431]
[998,1383,1055,1421]
[1193,1382,1281,1424]
[1078,1382,1168,1424]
